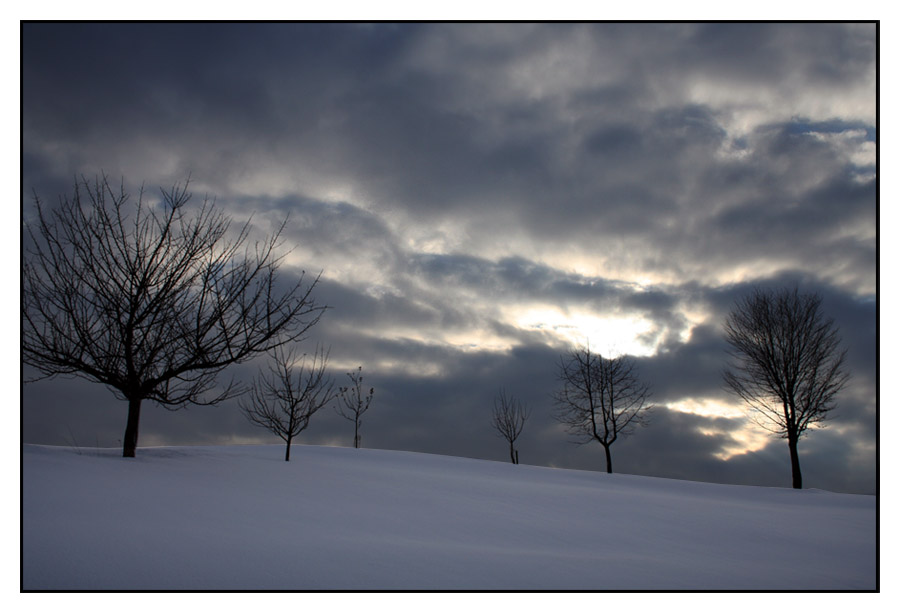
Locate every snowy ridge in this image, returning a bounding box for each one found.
[22,444,876,590]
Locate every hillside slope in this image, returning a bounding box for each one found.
[22,444,876,590]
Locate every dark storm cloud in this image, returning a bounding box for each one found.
[23,24,875,293]
[634,323,730,402]
[409,253,630,305]
[22,22,876,494]
[681,23,875,82]
[244,194,404,271]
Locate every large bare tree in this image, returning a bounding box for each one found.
[490,388,529,464]
[723,287,849,489]
[240,345,337,461]
[335,366,374,449]
[554,346,651,474]
[22,175,325,457]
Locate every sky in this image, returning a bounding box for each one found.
[20,22,878,494]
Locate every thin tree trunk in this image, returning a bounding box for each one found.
[788,437,802,489]
[509,441,517,464]
[604,444,612,474]
[354,420,360,449]
[123,397,142,458]
[285,436,292,462]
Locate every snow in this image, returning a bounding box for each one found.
[22,443,876,590]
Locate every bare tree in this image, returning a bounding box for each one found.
[335,366,374,449]
[22,175,325,457]
[490,388,529,464]
[553,346,651,474]
[240,345,336,461]
[723,287,849,489]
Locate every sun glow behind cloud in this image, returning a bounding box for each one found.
[671,397,745,420]
[511,306,658,356]
[668,398,770,460]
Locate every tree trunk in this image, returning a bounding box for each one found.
[285,435,292,462]
[354,420,360,449]
[788,437,802,489]
[603,444,612,474]
[122,397,142,458]
[509,441,517,464]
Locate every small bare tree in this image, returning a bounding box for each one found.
[723,287,849,489]
[491,388,529,464]
[240,345,337,461]
[554,346,651,474]
[22,175,325,457]
[336,366,374,449]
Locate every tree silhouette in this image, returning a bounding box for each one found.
[723,287,849,489]
[554,345,651,473]
[336,366,374,449]
[240,345,336,461]
[490,388,529,464]
[22,175,325,457]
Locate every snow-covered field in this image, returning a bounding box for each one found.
[22,443,876,590]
